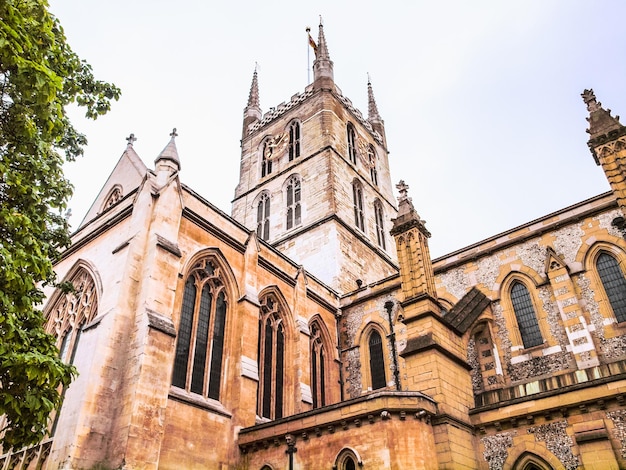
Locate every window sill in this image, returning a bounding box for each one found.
[168,386,232,418]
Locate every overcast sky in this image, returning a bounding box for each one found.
[49,1,626,258]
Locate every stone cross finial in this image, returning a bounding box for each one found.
[126,133,137,146]
[170,128,178,138]
[582,89,601,113]
[396,180,409,201]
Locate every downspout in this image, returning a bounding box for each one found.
[385,300,401,391]
[335,311,345,401]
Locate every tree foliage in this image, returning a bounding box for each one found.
[0,0,120,448]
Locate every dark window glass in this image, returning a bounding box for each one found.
[286,177,301,230]
[289,122,301,161]
[344,456,356,470]
[347,123,357,164]
[353,182,365,231]
[173,278,196,388]
[368,145,378,186]
[191,286,212,394]
[510,282,542,348]
[258,296,286,420]
[257,193,270,240]
[597,252,626,323]
[374,201,386,249]
[369,331,386,390]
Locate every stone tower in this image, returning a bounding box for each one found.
[232,22,398,293]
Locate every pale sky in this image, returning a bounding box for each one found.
[49,1,626,258]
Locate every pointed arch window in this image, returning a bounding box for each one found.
[374,200,386,249]
[596,251,626,323]
[347,123,357,164]
[510,281,542,348]
[368,145,378,186]
[261,141,273,177]
[288,121,301,161]
[258,294,285,420]
[286,176,302,230]
[352,180,365,231]
[368,330,386,390]
[310,322,327,408]
[257,193,271,241]
[45,268,98,365]
[172,259,227,401]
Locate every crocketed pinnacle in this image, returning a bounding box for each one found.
[246,68,260,109]
[155,128,180,170]
[367,77,381,121]
[317,21,330,61]
[390,180,430,237]
[583,89,625,141]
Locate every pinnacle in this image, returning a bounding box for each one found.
[316,20,330,61]
[367,77,381,121]
[583,89,624,142]
[155,128,180,170]
[246,67,260,109]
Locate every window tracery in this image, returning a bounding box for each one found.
[258,294,286,420]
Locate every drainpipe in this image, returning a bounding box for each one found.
[335,311,345,401]
[385,300,401,391]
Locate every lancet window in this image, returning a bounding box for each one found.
[374,200,386,249]
[286,176,301,230]
[258,294,286,420]
[352,180,365,231]
[368,330,386,390]
[288,121,301,161]
[347,123,357,164]
[510,281,542,348]
[596,251,626,323]
[257,192,271,241]
[172,258,227,401]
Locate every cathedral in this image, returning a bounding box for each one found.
[3,23,626,470]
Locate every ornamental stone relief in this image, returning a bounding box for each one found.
[527,421,578,470]
[481,431,515,470]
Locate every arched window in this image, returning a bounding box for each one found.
[368,145,378,186]
[258,294,285,419]
[45,267,98,365]
[510,281,542,348]
[310,321,327,408]
[261,141,273,177]
[101,185,123,213]
[596,251,626,323]
[286,176,301,230]
[352,180,365,231]
[257,193,270,241]
[347,123,357,164]
[172,258,227,401]
[368,330,386,390]
[288,121,300,161]
[334,448,362,470]
[374,200,386,249]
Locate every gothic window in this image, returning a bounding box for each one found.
[257,193,270,241]
[368,330,386,390]
[101,185,123,212]
[288,121,301,161]
[352,180,365,231]
[261,141,273,177]
[286,176,301,230]
[310,321,327,408]
[45,267,98,365]
[596,251,626,323]
[368,145,378,186]
[335,448,361,470]
[510,281,543,348]
[374,200,386,249]
[258,294,286,420]
[172,258,227,401]
[347,123,357,164]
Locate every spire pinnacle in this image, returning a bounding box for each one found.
[312,18,334,87]
[390,180,430,237]
[155,128,180,170]
[583,89,626,162]
[126,133,137,147]
[367,76,381,121]
[247,67,260,109]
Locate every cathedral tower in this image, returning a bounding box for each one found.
[232,23,398,293]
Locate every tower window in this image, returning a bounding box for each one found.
[510,281,542,348]
[257,193,271,241]
[368,330,386,390]
[261,141,273,177]
[374,200,386,249]
[347,123,357,165]
[172,259,227,401]
[596,251,626,323]
[288,121,301,161]
[368,145,378,186]
[258,294,286,420]
[352,180,365,231]
[286,176,301,230]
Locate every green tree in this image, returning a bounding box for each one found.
[0,0,120,448]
